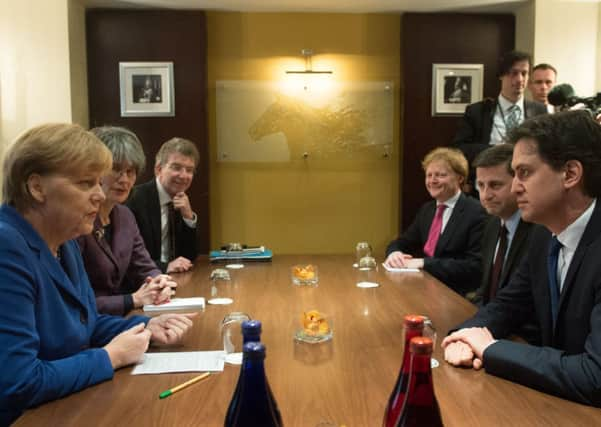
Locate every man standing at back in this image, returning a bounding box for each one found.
[127,137,199,273]
[528,63,557,113]
[443,111,601,407]
[453,51,547,190]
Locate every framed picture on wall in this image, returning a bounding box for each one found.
[119,62,175,117]
[431,63,483,116]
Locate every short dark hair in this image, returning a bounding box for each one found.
[507,110,601,198]
[155,137,200,168]
[532,63,557,76]
[472,143,514,176]
[498,50,531,77]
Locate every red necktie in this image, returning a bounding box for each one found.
[423,204,446,257]
[488,225,508,301]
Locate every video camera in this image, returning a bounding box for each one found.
[548,84,601,116]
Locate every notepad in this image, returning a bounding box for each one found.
[131,351,225,375]
[382,263,420,273]
[143,297,205,313]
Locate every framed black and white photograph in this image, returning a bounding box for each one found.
[432,63,483,116]
[119,62,175,117]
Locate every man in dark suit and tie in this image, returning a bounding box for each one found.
[471,144,535,306]
[384,147,487,296]
[453,51,547,192]
[442,111,601,407]
[127,137,200,273]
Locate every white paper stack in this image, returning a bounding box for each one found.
[143,297,205,313]
[131,351,225,375]
[382,263,420,273]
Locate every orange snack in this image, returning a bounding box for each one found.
[302,310,330,336]
[293,265,315,280]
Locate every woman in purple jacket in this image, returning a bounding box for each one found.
[78,126,176,315]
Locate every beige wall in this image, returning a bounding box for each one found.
[206,12,401,255]
[532,0,599,95]
[514,0,534,54]
[0,0,73,144]
[0,0,81,192]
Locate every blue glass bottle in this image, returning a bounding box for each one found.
[241,320,262,343]
[224,342,283,427]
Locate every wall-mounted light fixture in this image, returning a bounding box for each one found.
[286,49,332,74]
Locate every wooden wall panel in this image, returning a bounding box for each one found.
[86,9,209,253]
[401,13,514,229]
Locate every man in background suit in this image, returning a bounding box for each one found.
[453,51,547,192]
[442,111,601,407]
[528,63,557,113]
[127,138,200,273]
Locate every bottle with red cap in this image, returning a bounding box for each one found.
[397,336,443,426]
[382,314,425,427]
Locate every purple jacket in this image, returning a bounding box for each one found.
[77,204,161,315]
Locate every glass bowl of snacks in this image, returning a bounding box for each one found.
[294,310,333,344]
[291,264,319,286]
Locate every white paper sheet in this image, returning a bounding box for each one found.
[143,297,205,313]
[131,351,225,375]
[382,263,420,273]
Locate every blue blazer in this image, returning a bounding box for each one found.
[0,205,148,425]
[386,193,487,294]
[456,200,601,406]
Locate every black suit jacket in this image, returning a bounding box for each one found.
[386,193,488,295]
[455,201,601,407]
[475,216,535,305]
[453,98,548,165]
[126,180,198,271]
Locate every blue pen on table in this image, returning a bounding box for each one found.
[159,372,211,399]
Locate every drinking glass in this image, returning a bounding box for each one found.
[221,312,251,365]
[355,242,372,265]
[208,268,233,305]
[356,256,379,288]
[422,316,439,368]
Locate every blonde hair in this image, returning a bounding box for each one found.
[2,123,112,210]
[422,147,468,181]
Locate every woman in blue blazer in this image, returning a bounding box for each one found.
[0,124,196,424]
[384,147,487,295]
[78,126,175,316]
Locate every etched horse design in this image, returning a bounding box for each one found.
[248,94,378,159]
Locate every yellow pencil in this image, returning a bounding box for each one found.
[159,372,211,399]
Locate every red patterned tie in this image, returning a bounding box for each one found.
[488,225,508,301]
[423,204,446,257]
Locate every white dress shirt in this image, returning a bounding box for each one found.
[555,199,596,292]
[437,190,462,234]
[155,178,197,263]
[490,95,525,146]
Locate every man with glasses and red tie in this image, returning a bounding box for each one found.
[384,147,487,296]
[443,111,601,407]
[127,138,200,273]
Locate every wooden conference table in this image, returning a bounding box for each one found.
[17,255,601,426]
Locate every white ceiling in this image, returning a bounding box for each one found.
[85,0,527,13]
